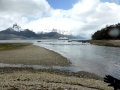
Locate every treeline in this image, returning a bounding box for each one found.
[92,23,120,40]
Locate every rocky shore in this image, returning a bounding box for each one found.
[0,68,113,90]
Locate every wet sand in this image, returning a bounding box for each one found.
[0,44,71,66]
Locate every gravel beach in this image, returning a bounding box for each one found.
[0,44,71,66]
[0,68,113,90]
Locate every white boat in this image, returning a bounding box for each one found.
[58,37,69,40]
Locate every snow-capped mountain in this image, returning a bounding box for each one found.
[44,28,71,35]
[8,24,71,35]
[0,23,85,40]
[12,23,24,31]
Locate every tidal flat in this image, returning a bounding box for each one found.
[0,43,71,66]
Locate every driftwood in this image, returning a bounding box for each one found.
[104,75,120,90]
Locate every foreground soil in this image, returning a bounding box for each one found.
[0,68,113,90]
[0,44,71,66]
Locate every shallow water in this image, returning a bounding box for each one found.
[0,40,120,78]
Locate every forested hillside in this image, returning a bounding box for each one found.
[92,23,120,40]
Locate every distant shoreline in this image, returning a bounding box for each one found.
[77,40,120,47]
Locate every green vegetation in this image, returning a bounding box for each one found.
[0,43,31,50]
[92,23,120,40]
[80,40,110,46]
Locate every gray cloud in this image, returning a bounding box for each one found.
[0,0,51,17]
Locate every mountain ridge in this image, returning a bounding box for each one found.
[0,24,85,40]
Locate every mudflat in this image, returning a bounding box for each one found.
[0,44,71,66]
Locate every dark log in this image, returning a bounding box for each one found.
[104,75,120,90]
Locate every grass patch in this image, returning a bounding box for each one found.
[0,43,31,51]
[81,40,120,47]
[85,40,109,44]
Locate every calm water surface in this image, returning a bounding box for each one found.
[0,40,120,78]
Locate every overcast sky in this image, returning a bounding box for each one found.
[0,0,120,38]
